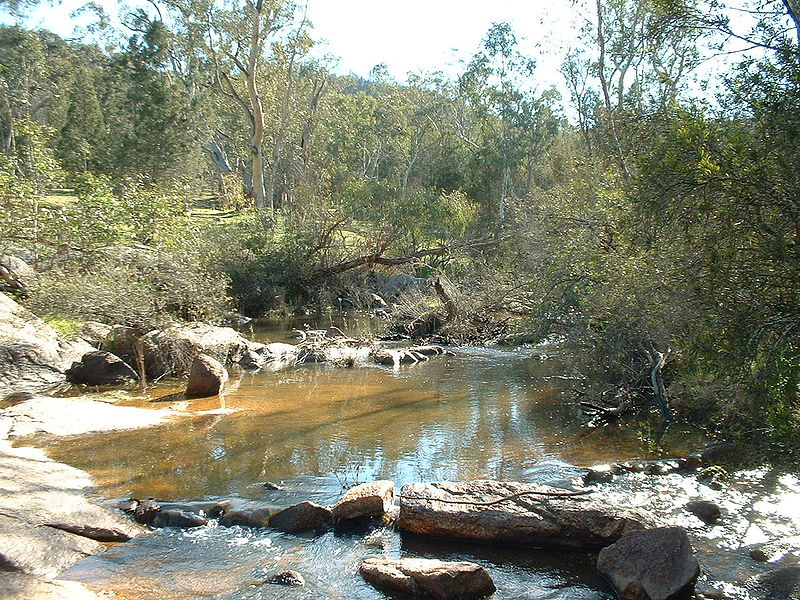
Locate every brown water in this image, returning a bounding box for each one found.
[41,319,800,599]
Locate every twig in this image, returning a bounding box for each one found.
[400,488,592,507]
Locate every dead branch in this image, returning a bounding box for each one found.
[432,277,457,322]
[304,236,508,284]
[400,488,592,507]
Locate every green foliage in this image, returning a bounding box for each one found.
[9,119,64,191]
[26,248,230,331]
[42,315,80,336]
[0,5,797,456]
[57,66,106,172]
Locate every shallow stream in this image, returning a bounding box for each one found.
[37,318,800,599]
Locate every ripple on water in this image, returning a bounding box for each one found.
[46,320,798,599]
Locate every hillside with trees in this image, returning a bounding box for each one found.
[1,0,798,456]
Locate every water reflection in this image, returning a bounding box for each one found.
[47,346,699,502]
[47,339,720,599]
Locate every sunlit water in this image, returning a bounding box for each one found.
[35,318,800,599]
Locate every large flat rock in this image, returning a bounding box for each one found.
[0,293,94,395]
[0,395,173,439]
[0,398,163,588]
[0,572,102,600]
[0,442,142,579]
[398,480,648,549]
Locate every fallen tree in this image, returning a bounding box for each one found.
[302,236,509,285]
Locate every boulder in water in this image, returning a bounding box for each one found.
[360,557,496,599]
[218,508,271,528]
[332,480,395,520]
[152,509,208,528]
[133,499,161,525]
[398,480,647,549]
[269,501,332,533]
[597,526,700,600]
[185,354,228,398]
[685,499,721,524]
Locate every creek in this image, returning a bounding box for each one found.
[35,317,800,599]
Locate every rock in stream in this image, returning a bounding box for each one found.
[398,480,649,549]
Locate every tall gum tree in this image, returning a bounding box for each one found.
[206,0,297,211]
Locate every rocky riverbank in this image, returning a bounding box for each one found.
[0,292,459,598]
[2,293,799,600]
[0,397,174,599]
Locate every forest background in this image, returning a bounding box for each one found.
[0,0,798,457]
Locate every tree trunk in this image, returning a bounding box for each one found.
[134,336,147,390]
[266,14,306,210]
[433,277,457,323]
[645,346,672,424]
[785,0,800,45]
[594,0,631,181]
[246,0,269,211]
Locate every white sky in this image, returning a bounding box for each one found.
[304,0,578,85]
[13,0,580,89]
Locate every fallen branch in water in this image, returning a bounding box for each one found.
[42,522,132,542]
[400,488,592,507]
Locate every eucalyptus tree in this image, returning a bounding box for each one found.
[456,22,561,226]
[563,0,703,176]
[0,26,47,154]
[204,0,303,211]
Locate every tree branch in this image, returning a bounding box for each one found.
[304,237,508,284]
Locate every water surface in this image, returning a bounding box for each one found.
[41,321,799,599]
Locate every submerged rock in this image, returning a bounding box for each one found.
[748,537,800,563]
[133,499,161,525]
[66,350,139,386]
[218,508,271,528]
[685,499,721,524]
[152,509,208,528]
[269,501,332,533]
[398,480,647,549]
[185,353,228,398]
[332,480,395,520]
[360,557,496,600]
[159,500,231,519]
[746,565,800,600]
[597,526,700,600]
[584,466,614,484]
[266,570,305,587]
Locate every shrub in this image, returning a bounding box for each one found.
[25,247,230,332]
